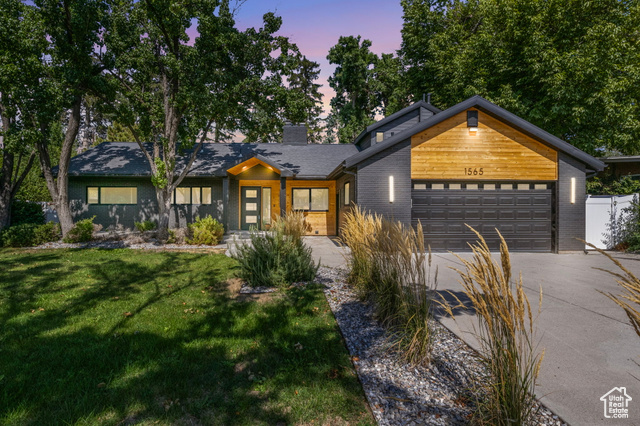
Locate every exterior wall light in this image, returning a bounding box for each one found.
[570,177,576,204]
[389,175,395,203]
[467,110,479,135]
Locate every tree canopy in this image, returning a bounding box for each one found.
[400,0,640,155]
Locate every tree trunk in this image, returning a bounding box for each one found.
[0,191,11,230]
[37,97,82,236]
[156,186,171,241]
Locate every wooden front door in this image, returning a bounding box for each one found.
[240,186,261,230]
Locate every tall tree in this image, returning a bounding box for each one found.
[0,0,47,228]
[400,0,640,155]
[104,0,306,238]
[28,0,110,236]
[286,55,324,143]
[370,53,410,116]
[327,35,378,143]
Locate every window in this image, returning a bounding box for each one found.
[292,188,329,211]
[87,187,137,204]
[262,187,271,225]
[344,182,350,205]
[87,187,99,204]
[172,187,212,205]
[375,132,384,143]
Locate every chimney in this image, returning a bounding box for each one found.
[282,121,308,145]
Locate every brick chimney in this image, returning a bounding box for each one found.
[282,121,308,145]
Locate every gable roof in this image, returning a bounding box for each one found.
[353,100,441,146]
[66,142,358,180]
[344,95,605,172]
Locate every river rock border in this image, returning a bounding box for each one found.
[318,267,565,426]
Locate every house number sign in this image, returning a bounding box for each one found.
[464,167,484,176]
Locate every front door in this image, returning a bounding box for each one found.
[241,186,261,230]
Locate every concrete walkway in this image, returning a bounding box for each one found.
[302,237,640,425]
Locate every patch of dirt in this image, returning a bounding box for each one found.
[227,278,279,303]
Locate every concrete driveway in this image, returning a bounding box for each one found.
[431,251,640,426]
[307,237,640,425]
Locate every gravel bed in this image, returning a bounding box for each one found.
[318,267,566,426]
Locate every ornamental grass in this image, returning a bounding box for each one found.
[340,207,437,365]
[440,226,544,425]
[585,241,640,338]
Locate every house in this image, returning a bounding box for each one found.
[598,155,640,179]
[66,95,605,252]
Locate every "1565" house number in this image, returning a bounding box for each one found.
[464,167,484,176]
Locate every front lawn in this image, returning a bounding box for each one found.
[0,249,372,425]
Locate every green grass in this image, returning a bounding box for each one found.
[0,249,372,425]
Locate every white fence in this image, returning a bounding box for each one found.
[585,194,638,249]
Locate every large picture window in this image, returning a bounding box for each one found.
[87,187,137,205]
[292,188,329,211]
[172,187,212,205]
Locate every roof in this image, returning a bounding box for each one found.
[601,155,640,163]
[344,96,605,172]
[65,142,359,179]
[353,100,441,146]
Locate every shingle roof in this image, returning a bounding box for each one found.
[66,142,359,179]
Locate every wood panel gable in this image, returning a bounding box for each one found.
[411,109,558,181]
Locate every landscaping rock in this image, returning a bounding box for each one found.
[319,267,566,426]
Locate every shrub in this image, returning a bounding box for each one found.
[63,216,96,243]
[233,213,318,288]
[134,220,157,232]
[10,199,45,226]
[1,222,60,247]
[340,207,436,365]
[441,226,544,425]
[187,215,224,245]
[276,210,310,243]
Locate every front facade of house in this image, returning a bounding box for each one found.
[67,96,605,252]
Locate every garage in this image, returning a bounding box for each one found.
[411,181,554,252]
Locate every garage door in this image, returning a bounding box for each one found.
[411,182,554,252]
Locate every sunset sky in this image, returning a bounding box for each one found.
[232,0,405,115]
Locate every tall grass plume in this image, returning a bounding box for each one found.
[440,226,544,425]
[340,207,437,365]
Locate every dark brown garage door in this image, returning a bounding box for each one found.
[411,182,554,252]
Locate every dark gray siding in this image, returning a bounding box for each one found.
[356,139,411,227]
[557,153,586,251]
[69,177,223,230]
[336,172,356,233]
[369,109,422,147]
[228,179,240,230]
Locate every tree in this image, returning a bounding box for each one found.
[25,0,111,236]
[286,55,324,143]
[104,0,308,238]
[370,53,410,117]
[327,36,378,143]
[0,0,47,228]
[400,0,640,155]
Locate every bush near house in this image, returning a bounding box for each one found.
[187,215,224,245]
[0,222,60,247]
[134,220,156,232]
[10,199,45,226]
[233,211,317,288]
[340,207,436,365]
[63,216,96,243]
